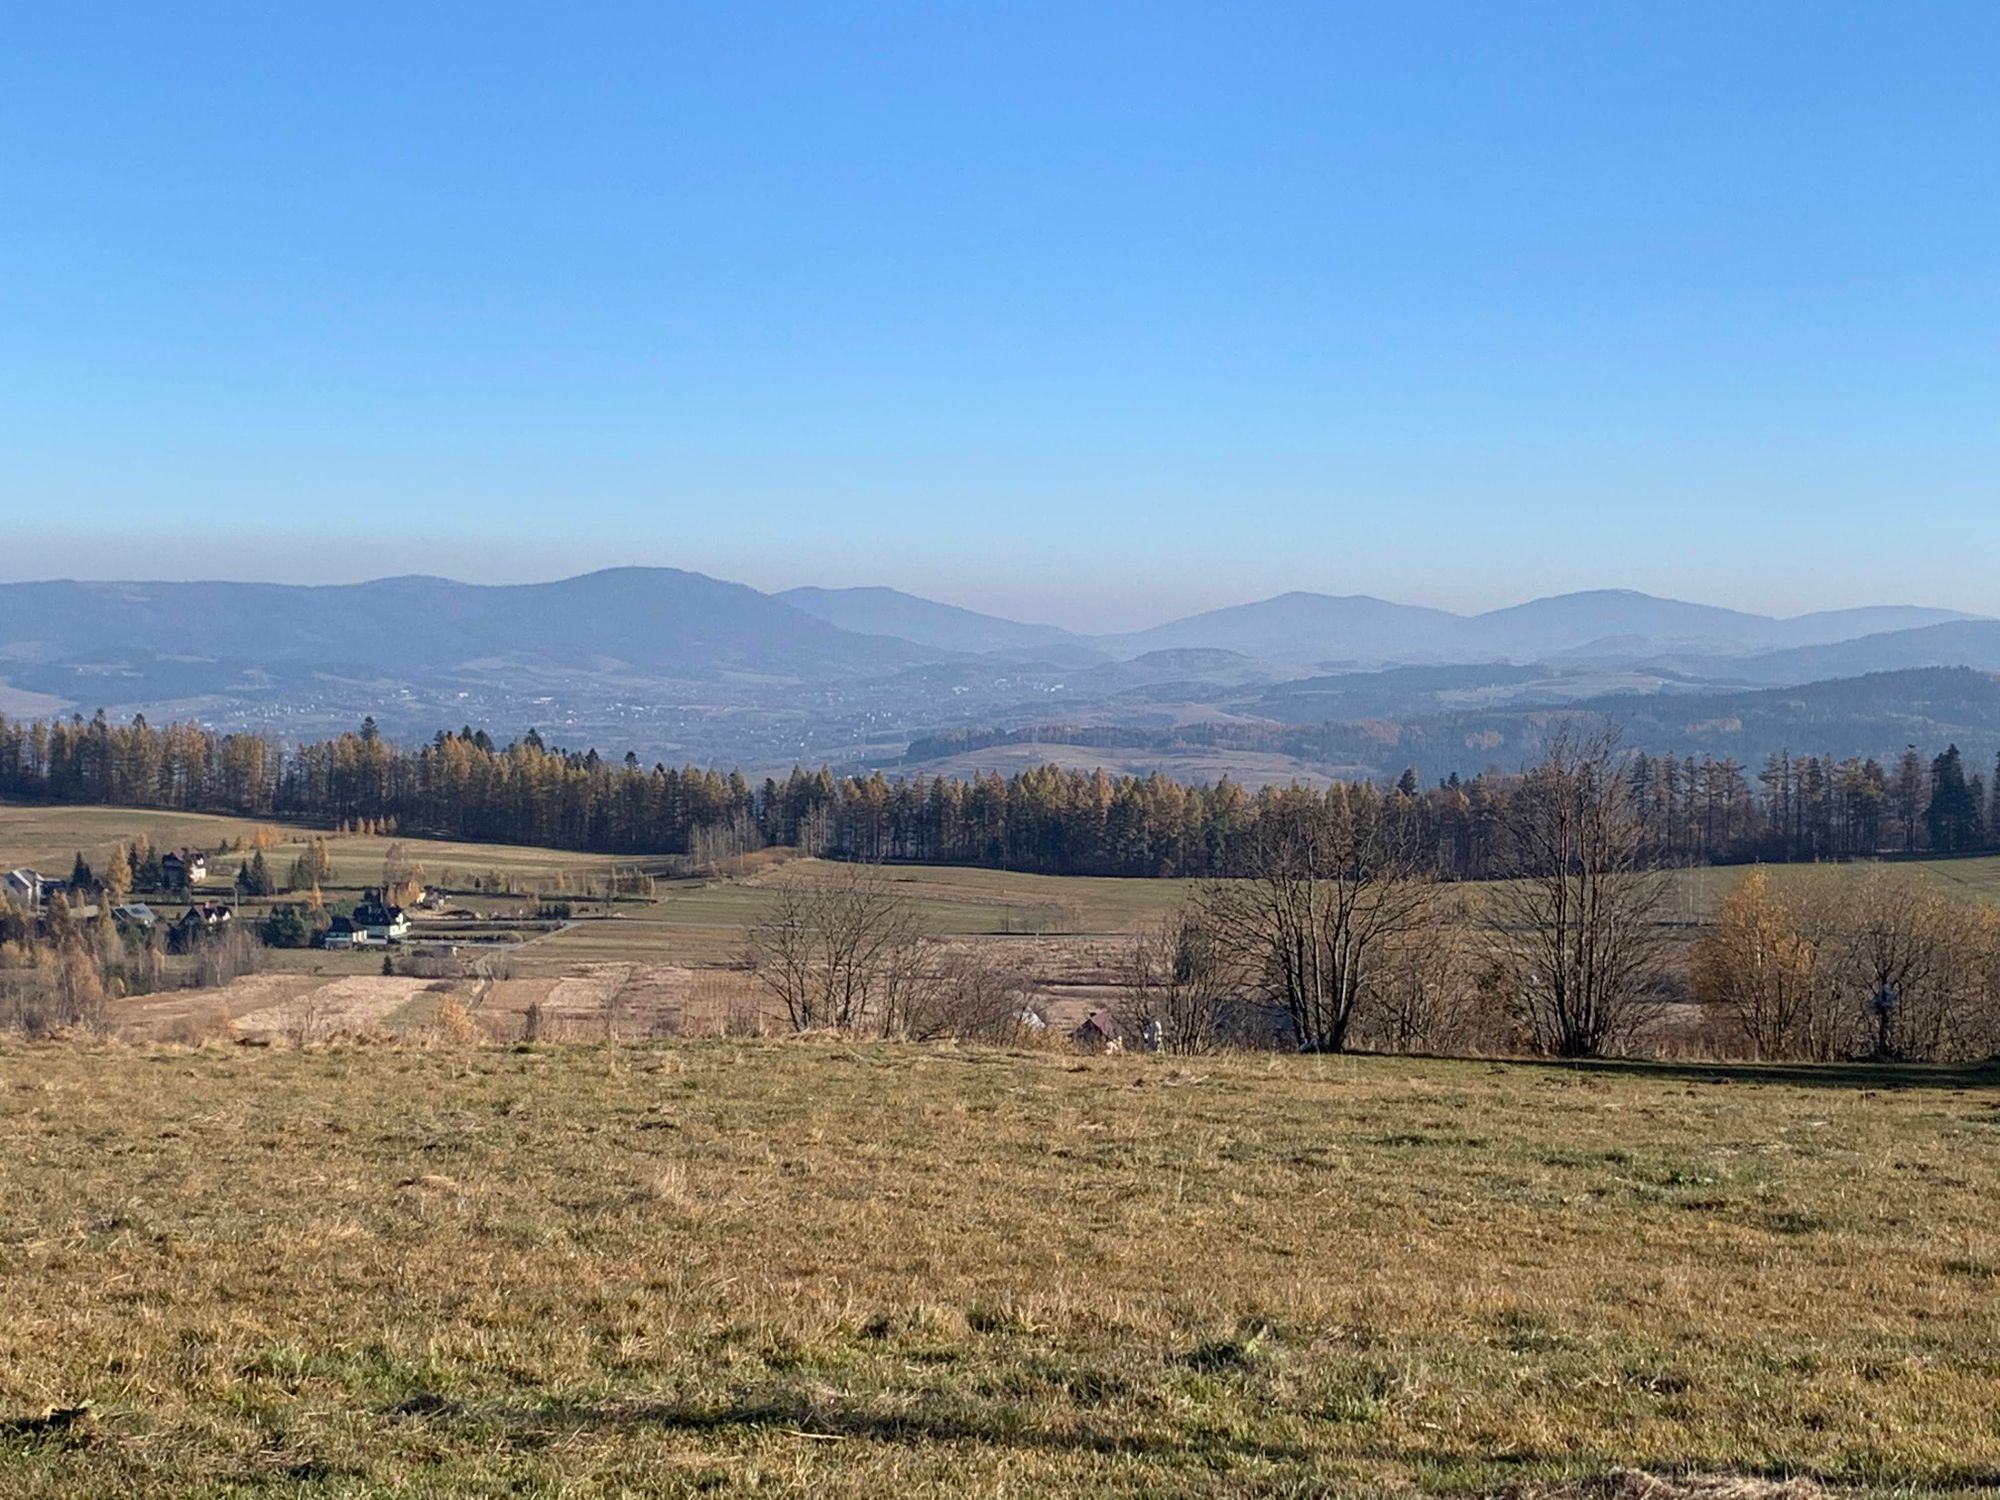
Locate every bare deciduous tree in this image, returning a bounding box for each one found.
[1489,726,1671,1057]
[1122,905,1234,1054]
[744,863,926,1034]
[691,812,765,878]
[1198,783,1437,1052]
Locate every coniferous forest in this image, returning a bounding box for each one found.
[1,710,1995,878]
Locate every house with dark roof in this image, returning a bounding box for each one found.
[319,915,365,950]
[169,902,234,952]
[350,891,410,943]
[1069,1009,1124,1053]
[160,850,209,890]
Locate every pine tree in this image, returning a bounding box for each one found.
[1926,745,1979,853]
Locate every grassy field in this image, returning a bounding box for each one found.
[534,859,1204,970]
[0,806,1209,1012]
[0,804,662,897]
[0,1041,1995,1497]
[16,801,2000,950]
[19,801,2000,1044]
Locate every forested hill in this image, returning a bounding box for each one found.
[898,667,2000,784]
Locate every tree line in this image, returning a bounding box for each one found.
[4,710,2000,878]
[748,729,2000,1065]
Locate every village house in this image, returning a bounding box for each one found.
[350,890,410,943]
[111,902,158,929]
[169,902,234,952]
[4,869,48,908]
[1069,1009,1124,1054]
[160,850,210,891]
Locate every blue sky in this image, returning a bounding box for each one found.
[3,3,1996,629]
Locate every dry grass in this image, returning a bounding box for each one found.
[0,1041,1996,1496]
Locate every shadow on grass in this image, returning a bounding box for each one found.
[1517,1056,2000,1093]
[433,1391,1309,1463]
[1386,1446,2000,1496]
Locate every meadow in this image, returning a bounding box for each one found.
[16,802,2000,961]
[16,801,2000,1047]
[0,1040,1996,1497]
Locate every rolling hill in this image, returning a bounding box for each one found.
[1727,620,2000,685]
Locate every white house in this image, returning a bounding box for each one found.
[4,869,47,907]
[350,892,410,943]
[160,850,209,889]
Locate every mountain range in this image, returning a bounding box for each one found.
[1,568,1996,779]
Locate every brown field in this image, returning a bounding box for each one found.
[9,804,2000,1493]
[15,802,2000,1048]
[0,1040,1996,1496]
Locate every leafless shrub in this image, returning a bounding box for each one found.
[898,945,1040,1043]
[1352,898,1485,1054]
[721,992,769,1037]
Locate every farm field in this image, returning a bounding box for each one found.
[0,1041,1996,1496]
[17,802,2000,937]
[16,801,2000,1045]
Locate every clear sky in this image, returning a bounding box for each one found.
[4,3,1996,630]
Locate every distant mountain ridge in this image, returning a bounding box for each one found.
[0,568,1993,777]
[1727,620,2000,684]
[1101,586,1979,666]
[0,570,1977,676]
[778,585,1087,656]
[1104,592,1463,665]
[0,570,937,683]
[0,570,1986,696]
